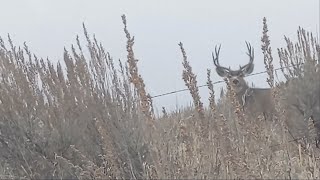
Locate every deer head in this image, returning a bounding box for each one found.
[213,42,255,94]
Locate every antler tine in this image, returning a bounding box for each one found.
[245,41,254,63]
[212,44,231,73]
[212,44,221,66]
[239,41,255,73]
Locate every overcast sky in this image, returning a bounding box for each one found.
[0,0,318,113]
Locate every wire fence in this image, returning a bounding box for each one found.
[150,63,302,99]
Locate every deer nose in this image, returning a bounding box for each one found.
[233,79,239,85]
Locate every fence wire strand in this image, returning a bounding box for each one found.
[151,63,303,99]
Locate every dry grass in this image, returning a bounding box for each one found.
[0,15,319,179]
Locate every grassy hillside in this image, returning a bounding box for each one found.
[0,15,319,179]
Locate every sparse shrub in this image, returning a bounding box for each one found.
[278,27,320,148]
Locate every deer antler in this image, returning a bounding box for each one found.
[212,44,230,72]
[245,41,254,63]
[240,41,254,71]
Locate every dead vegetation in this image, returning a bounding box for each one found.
[0,15,319,179]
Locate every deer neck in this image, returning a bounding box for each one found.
[236,86,253,108]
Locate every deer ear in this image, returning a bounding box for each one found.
[242,63,254,75]
[215,67,229,77]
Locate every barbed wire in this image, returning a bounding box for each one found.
[151,63,304,99]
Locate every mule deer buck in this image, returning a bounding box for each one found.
[213,42,275,120]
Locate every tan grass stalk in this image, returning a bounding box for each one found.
[178,42,205,119]
[261,17,274,88]
[225,78,245,122]
[121,14,155,127]
[207,69,216,112]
